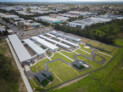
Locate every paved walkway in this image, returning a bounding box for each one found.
[6,39,33,92]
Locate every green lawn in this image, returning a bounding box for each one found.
[60,51,76,60]
[81,37,90,43]
[87,40,101,47]
[75,49,90,57]
[48,48,123,92]
[51,52,73,63]
[114,39,123,47]
[98,44,114,52]
[46,60,79,88]
[30,58,50,72]
[79,44,91,52]
[93,55,103,63]
[76,56,102,69]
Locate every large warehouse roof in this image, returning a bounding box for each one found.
[46,33,78,47]
[39,35,70,49]
[31,36,58,51]
[57,37,79,47]
[8,34,32,63]
[23,39,45,55]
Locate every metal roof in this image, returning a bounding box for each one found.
[23,39,45,55]
[57,37,79,47]
[31,36,58,51]
[35,73,46,83]
[46,33,78,47]
[39,35,70,49]
[8,34,32,63]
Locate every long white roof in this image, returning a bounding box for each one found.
[46,33,56,38]
[23,39,45,55]
[31,36,58,51]
[39,35,70,49]
[46,33,78,47]
[8,34,32,63]
[57,37,79,47]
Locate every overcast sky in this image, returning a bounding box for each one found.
[0,0,122,2]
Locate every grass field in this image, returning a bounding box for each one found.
[75,49,90,57]
[93,55,103,63]
[31,58,50,72]
[48,47,122,92]
[98,44,114,52]
[81,37,90,43]
[29,38,119,91]
[60,51,76,60]
[51,52,73,63]
[87,40,101,47]
[79,44,91,52]
[114,39,123,47]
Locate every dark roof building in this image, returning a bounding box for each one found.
[42,71,52,78]
[35,73,46,83]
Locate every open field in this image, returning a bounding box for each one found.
[31,58,50,72]
[79,44,91,52]
[51,52,73,63]
[81,37,90,43]
[29,39,118,91]
[87,40,101,47]
[60,51,76,60]
[48,48,122,92]
[98,44,114,52]
[75,49,90,57]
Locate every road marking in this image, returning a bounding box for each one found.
[79,49,91,55]
[98,51,112,57]
[53,72,62,82]
[58,52,74,61]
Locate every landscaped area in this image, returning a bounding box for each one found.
[29,38,118,91]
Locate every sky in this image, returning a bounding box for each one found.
[0,0,122,2]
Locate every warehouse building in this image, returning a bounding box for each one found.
[8,34,32,64]
[39,35,71,49]
[23,39,46,56]
[67,17,111,29]
[35,16,62,24]
[50,31,81,42]
[57,37,79,48]
[31,36,58,52]
[46,33,79,48]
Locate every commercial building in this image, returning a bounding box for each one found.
[50,31,81,42]
[35,16,62,24]
[23,39,45,56]
[67,17,111,29]
[46,33,79,48]
[8,34,32,64]
[31,36,58,52]
[39,35,71,49]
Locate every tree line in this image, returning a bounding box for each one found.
[0,53,20,83]
[53,19,123,44]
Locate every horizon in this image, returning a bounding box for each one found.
[0,0,123,3]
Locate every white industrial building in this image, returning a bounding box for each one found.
[35,16,62,24]
[50,31,81,42]
[46,33,79,48]
[8,34,32,64]
[39,35,71,49]
[31,36,58,52]
[23,39,45,56]
[67,17,111,29]
[57,37,79,48]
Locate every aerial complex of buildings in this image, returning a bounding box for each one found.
[0,3,122,92]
